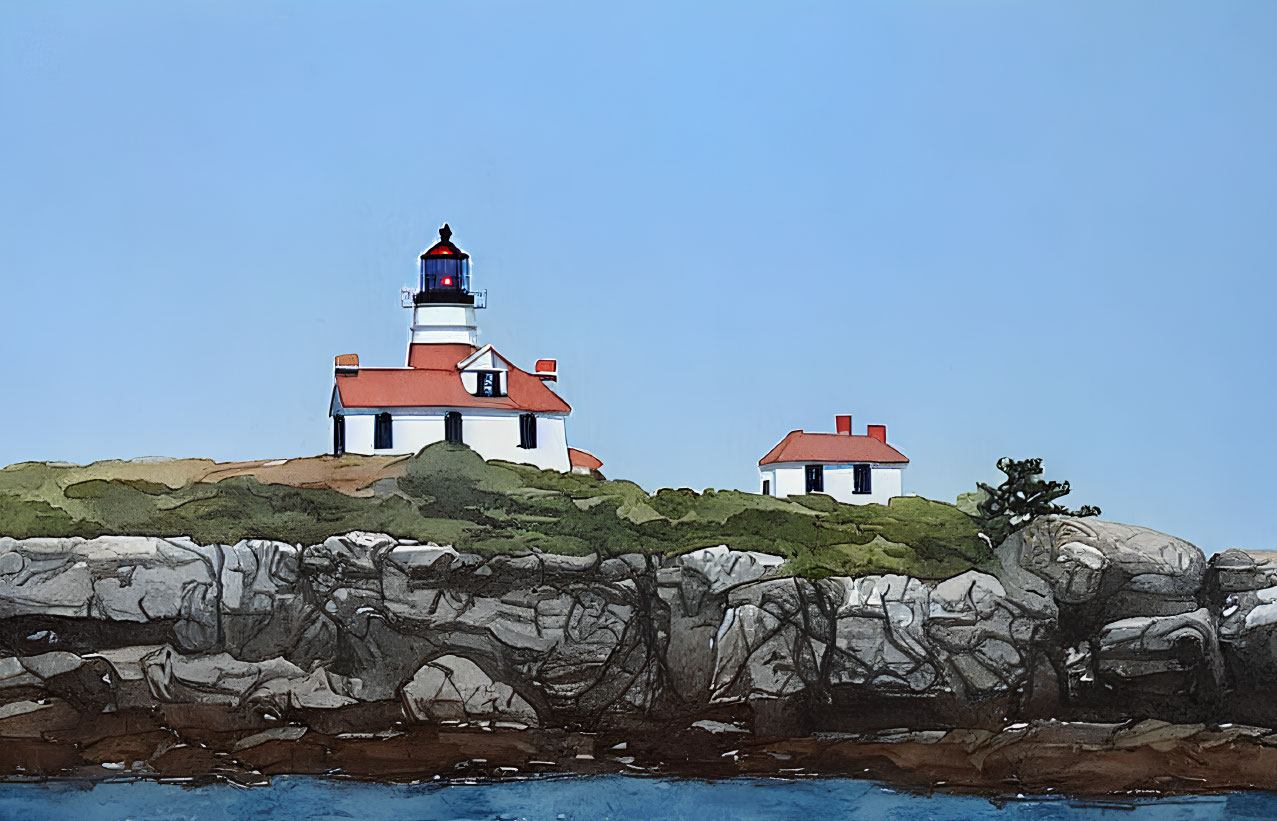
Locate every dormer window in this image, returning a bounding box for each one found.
[473,371,504,397]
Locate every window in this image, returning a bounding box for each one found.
[423,257,465,291]
[853,464,872,495]
[519,413,537,449]
[333,415,345,456]
[473,371,503,397]
[373,413,393,449]
[444,411,463,444]
[805,465,824,494]
[762,479,771,496]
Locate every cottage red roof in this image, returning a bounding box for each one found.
[334,344,571,414]
[568,447,602,470]
[758,431,909,466]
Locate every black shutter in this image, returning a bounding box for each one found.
[333,416,345,456]
[445,412,463,444]
[519,413,537,449]
[762,479,770,497]
[374,413,393,449]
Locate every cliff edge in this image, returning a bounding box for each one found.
[0,513,1273,795]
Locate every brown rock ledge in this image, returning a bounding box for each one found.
[3,706,1277,797]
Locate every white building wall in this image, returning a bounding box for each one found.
[409,304,479,346]
[339,407,570,472]
[759,462,904,506]
[769,464,809,499]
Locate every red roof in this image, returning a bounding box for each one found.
[758,431,908,466]
[334,344,571,413]
[568,447,603,470]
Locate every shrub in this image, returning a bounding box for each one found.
[974,457,1100,547]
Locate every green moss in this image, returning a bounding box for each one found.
[0,494,101,540]
[0,442,993,580]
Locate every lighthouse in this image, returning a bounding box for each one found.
[327,225,602,475]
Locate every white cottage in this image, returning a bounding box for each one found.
[758,415,907,505]
[328,225,602,475]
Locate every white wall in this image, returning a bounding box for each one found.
[337,407,570,471]
[409,304,479,346]
[759,462,905,506]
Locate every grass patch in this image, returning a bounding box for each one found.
[0,443,991,579]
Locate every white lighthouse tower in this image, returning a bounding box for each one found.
[327,225,603,476]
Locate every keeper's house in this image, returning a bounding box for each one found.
[758,415,907,505]
[329,225,602,476]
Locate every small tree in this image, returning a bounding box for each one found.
[975,457,1100,546]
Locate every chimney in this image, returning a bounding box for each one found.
[835,415,852,435]
[534,359,558,383]
[334,353,359,377]
[867,424,887,443]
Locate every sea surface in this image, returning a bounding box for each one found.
[0,776,1270,820]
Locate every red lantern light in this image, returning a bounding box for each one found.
[442,277,453,286]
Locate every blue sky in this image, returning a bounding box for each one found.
[2,2,1274,553]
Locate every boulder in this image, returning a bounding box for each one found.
[1001,517,1206,626]
[0,536,220,652]
[401,654,537,726]
[710,571,1057,722]
[143,646,309,708]
[1093,608,1223,695]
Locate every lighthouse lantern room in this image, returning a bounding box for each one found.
[416,224,472,301]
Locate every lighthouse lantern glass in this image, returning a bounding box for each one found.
[420,257,469,294]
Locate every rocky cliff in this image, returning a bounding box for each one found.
[0,517,1275,794]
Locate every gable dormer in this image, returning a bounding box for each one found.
[456,344,511,397]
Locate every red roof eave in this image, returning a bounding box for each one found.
[758,431,909,466]
[568,447,603,470]
[334,343,571,415]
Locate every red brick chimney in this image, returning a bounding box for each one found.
[867,424,887,443]
[534,359,557,383]
[835,415,852,435]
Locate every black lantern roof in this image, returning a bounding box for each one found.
[419,224,469,261]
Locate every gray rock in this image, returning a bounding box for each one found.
[1209,549,1277,594]
[401,654,538,726]
[1094,608,1222,691]
[143,646,309,707]
[711,571,1055,712]
[1002,517,1206,621]
[679,546,784,597]
[0,517,1250,733]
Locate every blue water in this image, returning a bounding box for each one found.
[0,776,1269,821]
